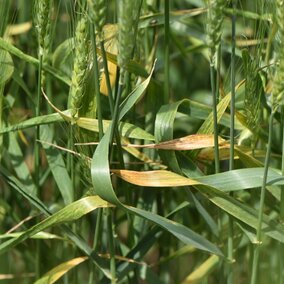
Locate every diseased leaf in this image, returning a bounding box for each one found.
[112,169,200,187]
[112,168,284,243]
[113,167,284,191]
[123,134,226,151]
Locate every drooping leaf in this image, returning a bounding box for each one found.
[112,168,284,243]
[34,257,88,284]
[0,112,65,135]
[0,196,111,255]
[0,170,112,278]
[91,66,223,257]
[0,111,154,141]
[113,167,284,191]
[77,118,155,141]
[181,255,220,284]
[112,169,200,187]
[115,202,190,281]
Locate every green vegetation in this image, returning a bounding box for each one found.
[0,0,284,283]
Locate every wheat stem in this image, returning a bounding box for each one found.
[164,0,170,104]
[250,111,274,284]
[228,1,236,283]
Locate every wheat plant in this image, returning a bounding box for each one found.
[0,1,284,283]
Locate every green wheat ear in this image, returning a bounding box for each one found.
[273,0,284,111]
[87,0,107,39]
[117,0,141,84]
[70,18,90,118]
[242,49,263,131]
[34,0,53,86]
[34,0,51,56]
[206,0,226,61]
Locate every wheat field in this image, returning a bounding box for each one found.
[0,0,283,283]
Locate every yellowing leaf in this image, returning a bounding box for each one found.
[112,170,200,187]
[99,25,118,96]
[182,255,219,284]
[123,134,226,151]
[34,257,87,284]
[121,138,167,169]
[6,22,32,36]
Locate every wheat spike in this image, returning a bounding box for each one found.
[273,0,284,111]
[87,0,107,38]
[117,0,141,84]
[34,0,51,56]
[70,18,89,117]
[207,0,226,61]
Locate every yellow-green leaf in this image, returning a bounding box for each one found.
[34,257,87,284]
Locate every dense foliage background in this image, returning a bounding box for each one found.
[0,0,284,283]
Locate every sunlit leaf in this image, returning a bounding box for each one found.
[123,134,226,151]
[113,167,284,191]
[181,255,219,284]
[112,169,200,187]
[34,257,88,284]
